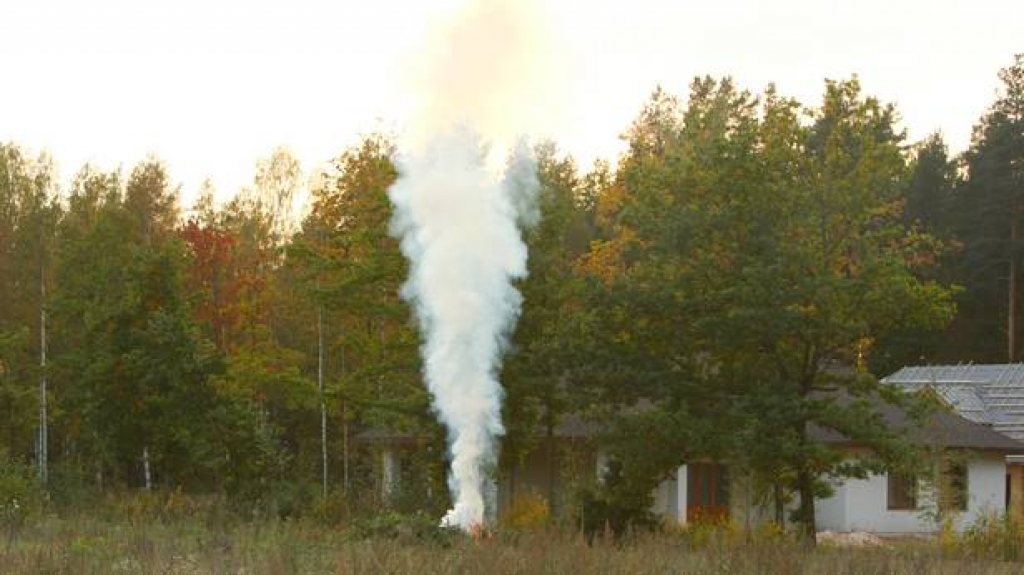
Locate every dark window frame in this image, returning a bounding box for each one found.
[887,472,917,511]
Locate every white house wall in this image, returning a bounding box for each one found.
[815,478,847,531]
[835,472,935,533]
[651,466,686,525]
[651,474,679,521]
[676,465,687,525]
[960,454,1006,530]
[824,453,1006,533]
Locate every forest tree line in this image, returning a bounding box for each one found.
[0,55,1022,536]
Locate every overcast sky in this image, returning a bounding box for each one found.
[1,0,1021,206]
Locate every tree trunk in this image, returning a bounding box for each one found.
[341,344,349,495]
[773,482,784,527]
[318,305,328,497]
[793,360,819,543]
[1011,208,1019,362]
[342,400,349,495]
[545,399,556,508]
[143,447,152,491]
[795,468,817,544]
[38,266,47,486]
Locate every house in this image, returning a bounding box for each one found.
[641,396,1024,534]
[808,395,1024,533]
[882,363,1024,523]
[359,389,1024,534]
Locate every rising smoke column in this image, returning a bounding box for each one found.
[389,131,538,530]
[387,0,559,531]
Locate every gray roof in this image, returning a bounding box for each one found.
[883,364,1024,441]
[356,395,1024,454]
[809,393,1024,453]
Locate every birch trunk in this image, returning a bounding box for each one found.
[143,447,152,490]
[318,305,328,497]
[38,262,47,485]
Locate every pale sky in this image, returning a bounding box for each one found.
[1,0,1021,207]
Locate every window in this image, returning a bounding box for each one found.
[939,462,968,512]
[887,472,917,510]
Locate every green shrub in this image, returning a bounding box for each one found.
[47,462,102,512]
[262,480,318,519]
[311,490,350,526]
[0,450,45,544]
[230,480,318,520]
[573,484,658,542]
[346,511,459,546]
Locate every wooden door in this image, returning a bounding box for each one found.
[687,463,729,523]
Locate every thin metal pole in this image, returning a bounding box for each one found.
[1012,208,1019,362]
[39,266,47,485]
[38,201,48,487]
[318,305,327,497]
[341,343,349,494]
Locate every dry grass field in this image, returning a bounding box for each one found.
[3,512,1023,574]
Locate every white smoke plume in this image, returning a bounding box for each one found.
[387,0,551,531]
[389,129,537,530]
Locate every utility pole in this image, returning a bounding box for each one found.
[315,226,330,498]
[37,196,49,488]
[1012,207,1019,363]
[318,304,327,498]
[143,447,151,490]
[38,265,47,485]
[341,344,349,494]
[1012,160,1023,363]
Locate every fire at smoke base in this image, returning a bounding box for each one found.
[388,126,538,530]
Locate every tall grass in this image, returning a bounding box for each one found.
[2,510,1023,574]
[1,488,1023,574]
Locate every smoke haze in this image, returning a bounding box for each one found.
[388,0,546,530]
[409,0,562,150]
